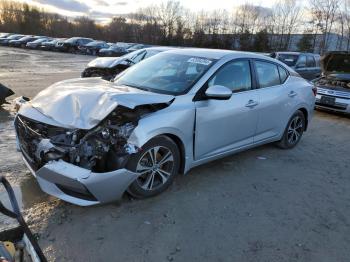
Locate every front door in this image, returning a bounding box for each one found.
[194,60,259,160]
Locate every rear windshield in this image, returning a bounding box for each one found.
[276,54,299,66]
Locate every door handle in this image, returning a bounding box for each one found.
[245,100,259,108]
[288,91,297,97]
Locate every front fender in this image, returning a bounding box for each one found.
[127,99,195,173]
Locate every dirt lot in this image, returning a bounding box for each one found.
[1,46,350,262]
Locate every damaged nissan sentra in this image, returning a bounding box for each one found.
[15,49,316,206]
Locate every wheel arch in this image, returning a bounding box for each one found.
[297,107,308,131]
[161,133,186,174]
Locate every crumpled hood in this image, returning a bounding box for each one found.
[18,77,174,129]
[321,52,350,74]
[87,57,124,69]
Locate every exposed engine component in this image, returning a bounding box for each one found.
[316,77,350,89]
[15,104,168,172]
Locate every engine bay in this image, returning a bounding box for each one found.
[15,104,166,172]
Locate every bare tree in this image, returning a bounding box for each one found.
[342,0,350,50]
[309,0,340,53]
[271,0,301,50]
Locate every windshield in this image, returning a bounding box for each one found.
[8,35,23,40]
[121,49,144,60]
[87,41,104,46]
[32,38,47,43]
[277,54,299,66]
[19,36,33,41]
[65,37,79,43]
[114,53,216,95]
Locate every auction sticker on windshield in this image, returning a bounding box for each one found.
[187,57,212,65]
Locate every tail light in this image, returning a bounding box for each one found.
[312,85,317,96]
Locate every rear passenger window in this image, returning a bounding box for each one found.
[255,61,281,88]
[306,56,316,67]
[278,66,288,83]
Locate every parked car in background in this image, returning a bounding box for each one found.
[314,51,350,114]
[39,38,63,51]
[78,41,110,56]
[26,37,52,49]
[82,47,174,80]
[0,33,13,38]
[9,35,44,48]
[15,49,315,206]
[127,44,153,52]
[57,37,93,53]
[271,52,321,81]
[54,38,66,51]
[0,34,24,46]
[98,44,128,57]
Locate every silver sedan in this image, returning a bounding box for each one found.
[15,49,316,206]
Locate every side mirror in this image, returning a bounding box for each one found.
[205,85,232,100]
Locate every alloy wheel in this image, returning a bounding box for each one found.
[287,116,303,145]
[136,146,174,191]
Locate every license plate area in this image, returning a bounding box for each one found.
[320,95,336,106]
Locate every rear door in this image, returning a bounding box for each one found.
[253,60,294,142]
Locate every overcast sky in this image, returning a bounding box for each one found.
[18,0,282,23]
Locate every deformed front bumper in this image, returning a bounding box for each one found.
[22,157,139,206]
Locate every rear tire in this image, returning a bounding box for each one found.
[127,136,180,198]
[277,110,305,149]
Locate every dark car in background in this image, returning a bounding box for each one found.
[98,44,129,57]
[57,37,93,53]
[79,41,110,55]
[39,38,63,51]
[0,33,13,38]
[0,34,24,46]
[26,37,52,49]
[271,52,321,80]
[9,35,43,48]
[82,47,173,80]
[127,43,153,52]
[314,51,350,114]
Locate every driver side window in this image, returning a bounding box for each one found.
[208,60,252,93]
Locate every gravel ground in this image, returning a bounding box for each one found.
[0,46,350,262]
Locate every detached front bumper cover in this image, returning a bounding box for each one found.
[23,157,139,206]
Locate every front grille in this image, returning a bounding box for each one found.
[15,115,43,170]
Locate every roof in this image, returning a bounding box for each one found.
[164,48,283,62]
[145,46,176,52]
[273,51,320,56]
[166,48,234,59]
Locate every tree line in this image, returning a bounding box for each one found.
[0,0,349,54]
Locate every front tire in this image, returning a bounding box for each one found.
[127,136,180,198]
[277,110,305,149]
